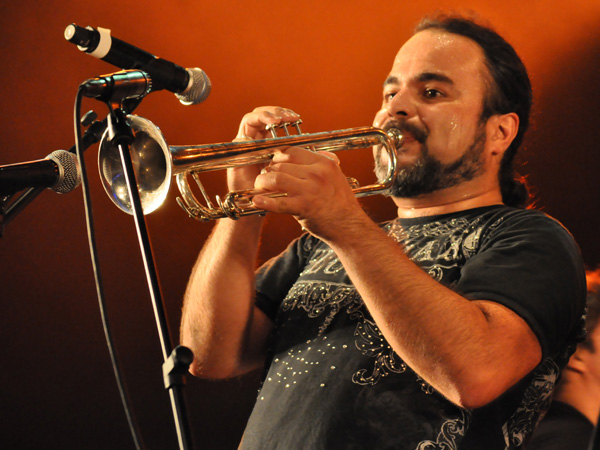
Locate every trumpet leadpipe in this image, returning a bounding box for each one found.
[169,126,401,174]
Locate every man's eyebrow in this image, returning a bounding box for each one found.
[383,76,399,88]
[416,72,454,85]
[383,73,454,88]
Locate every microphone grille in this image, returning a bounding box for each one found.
[176,68,211,106]
[48,150,81,193]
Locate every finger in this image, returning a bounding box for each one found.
[236,107,300,140]
[252,193,300,215]
[260,106,300,123]
[236,111,280,140]
[254,170,311,196]
[232,134,253,142]
[271,147,341,167]
[316,151,340,165]
[260,161,313,181]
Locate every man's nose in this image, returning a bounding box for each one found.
[385,89,414,118]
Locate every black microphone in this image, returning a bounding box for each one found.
[64,24,211,105]
[0,150,81,196]
[81,69,152,103]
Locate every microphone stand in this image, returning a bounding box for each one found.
[105,106,194,450]
[0,111,106,237]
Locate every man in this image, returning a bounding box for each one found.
[527,269,600,449]
[180,14,586,449]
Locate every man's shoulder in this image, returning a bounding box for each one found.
[479,206,578,244]
[389,204,582,263]
[436,205,572,237]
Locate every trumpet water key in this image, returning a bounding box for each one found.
[98,116,403,221]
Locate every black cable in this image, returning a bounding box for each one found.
[73,86,147,450]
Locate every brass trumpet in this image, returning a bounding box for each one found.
[98,115,402,221]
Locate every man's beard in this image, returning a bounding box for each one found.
[375,122,487,198]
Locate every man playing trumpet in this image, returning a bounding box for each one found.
[180,13,586,449]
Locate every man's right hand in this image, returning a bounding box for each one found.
[227,106,301,191]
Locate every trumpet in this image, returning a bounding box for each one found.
[98,115,402,221]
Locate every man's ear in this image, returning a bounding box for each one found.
[486,112,519,156]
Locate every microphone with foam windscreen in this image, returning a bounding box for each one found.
[64,23,211,105]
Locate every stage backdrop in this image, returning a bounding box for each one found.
[1,1,598,449]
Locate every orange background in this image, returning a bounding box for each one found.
[0,1,599,449]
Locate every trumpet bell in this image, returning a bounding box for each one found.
[98,115,172,215]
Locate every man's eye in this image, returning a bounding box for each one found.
[424,88,443,99]
[384,92,396,102]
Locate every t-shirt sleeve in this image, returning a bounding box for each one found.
[455,211,586,358]
[254,233,315,321]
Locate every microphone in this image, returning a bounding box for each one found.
[0,150,81,196]
[64,23,211,105]
[81,69,152,103]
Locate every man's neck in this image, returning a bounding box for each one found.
[393,184,504,218]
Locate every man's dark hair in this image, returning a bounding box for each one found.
[414,14,532,208]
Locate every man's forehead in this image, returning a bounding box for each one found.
[387,29,487,84]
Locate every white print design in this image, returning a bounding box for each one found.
[352,318,407,385]
[502,358,559,449]
[416,410,470,450]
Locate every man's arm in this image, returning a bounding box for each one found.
[252,142,542,409]
[325,214,542,409]
[180,216,273,378]
[180,107,302,379]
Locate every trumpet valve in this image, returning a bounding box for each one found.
[266,119,303,137]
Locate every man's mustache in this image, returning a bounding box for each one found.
[382,121,428,143]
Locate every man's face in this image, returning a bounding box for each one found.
[374,29,493,198]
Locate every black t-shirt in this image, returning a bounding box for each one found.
[241,205,586,450]
[526,401,594,450]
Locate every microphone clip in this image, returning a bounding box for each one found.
[81,69,152,107]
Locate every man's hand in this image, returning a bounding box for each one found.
[227,106,301,192]
[251,143,367,241]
